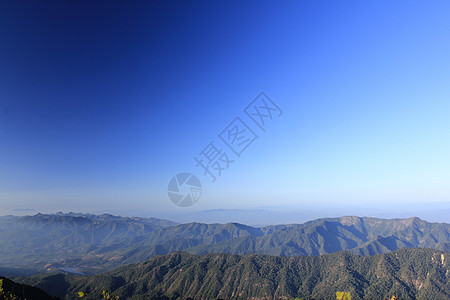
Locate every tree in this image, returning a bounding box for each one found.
[336,291,352,300]
[0,279,19,300]
[78,291,87,298]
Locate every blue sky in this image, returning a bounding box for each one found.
[1,1,449,220]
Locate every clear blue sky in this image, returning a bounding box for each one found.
[1,1,449,218]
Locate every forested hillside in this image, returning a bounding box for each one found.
[17,248,449,300]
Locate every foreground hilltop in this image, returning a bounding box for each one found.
[17,248,449,300]
[0,276,57,300]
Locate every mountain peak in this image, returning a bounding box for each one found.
[406,216,422,224]
[339,216,362,226]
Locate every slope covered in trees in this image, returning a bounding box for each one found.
[17,248,449,300]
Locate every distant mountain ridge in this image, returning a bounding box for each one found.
[17,248,450,300]
[0,212,178,274]
[0,213,448,275]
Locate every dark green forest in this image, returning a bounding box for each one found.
[16,248,449,300]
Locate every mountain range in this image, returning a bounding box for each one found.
[0,213,449,275]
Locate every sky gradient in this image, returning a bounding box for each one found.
[1,1,449,221]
